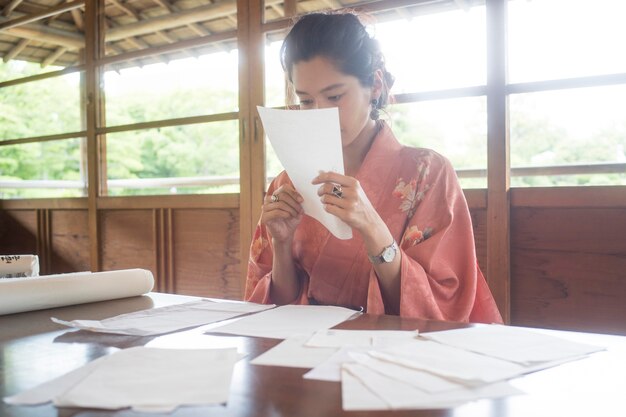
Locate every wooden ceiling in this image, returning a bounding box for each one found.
[0,0,475,70]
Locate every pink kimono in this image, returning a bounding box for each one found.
[245,122,502,324]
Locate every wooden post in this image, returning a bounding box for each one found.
[84,0,104,272]
[486,0,511,322]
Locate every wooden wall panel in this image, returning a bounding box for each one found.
[511,208,626,335]
[50,210,90,274]
[0,210,37,256]
[470,208,488,275]
[172,209,241,300]
[99,210,156,275]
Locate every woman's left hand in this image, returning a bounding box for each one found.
[311,171,383,235]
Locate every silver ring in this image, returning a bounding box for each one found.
[331,185,343,199]
[271,194,279,203]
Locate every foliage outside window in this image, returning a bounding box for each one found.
[0,61,84,198]
[106,121,240,196]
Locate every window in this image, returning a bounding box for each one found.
[101,49,240,196]
[105,121,240,196]
[0,54,84,199]
[104,52,239,126]
[508,0,626,186]
[263,4,488,188]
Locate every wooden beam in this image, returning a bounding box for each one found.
[3,23,84,48]
[0,131,87,147]
[41,46,68,67]
[106,0,236,41]
[0,0,85,31]
[486,0,510,323]
[511,186,626,208]
[97,194,238,209]
[2,37,30,62]
[0,198,88,210]
[283,0,297,17]
[153,0,211,37]
[99,29,236,66]
[69,0,84,31]
[2,0,24,17]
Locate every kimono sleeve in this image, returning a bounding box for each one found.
[366,153,502,323]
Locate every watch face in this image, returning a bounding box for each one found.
[382,245,396,262]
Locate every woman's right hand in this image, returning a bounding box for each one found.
[261,185,304,243]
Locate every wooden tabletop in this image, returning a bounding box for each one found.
[1,292,625,417]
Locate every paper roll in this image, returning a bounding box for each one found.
[0,269,154,315]
[0,254,39,278]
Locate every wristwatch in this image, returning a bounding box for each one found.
[368,240,399,264]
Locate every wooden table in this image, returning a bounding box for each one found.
[1,292,625,417]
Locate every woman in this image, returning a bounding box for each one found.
[245,12,502,323]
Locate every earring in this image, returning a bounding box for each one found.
[370,98,380,120]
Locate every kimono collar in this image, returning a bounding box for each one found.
[355,121,404,185]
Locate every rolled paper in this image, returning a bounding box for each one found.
[0,269,154,315]
[0,254,39,278]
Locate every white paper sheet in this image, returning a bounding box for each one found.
[208,304,359,339]
[341,363,522,411]
[5,347,239,413]
[0,269,154,315]
[369,339,527,384]
[421,324,605,365]
[250,334,339,368]
[305,329,418,348]
[303,347,370,382]
[257,106,352,240]
[348,352,469,393]
[52,299,275,336]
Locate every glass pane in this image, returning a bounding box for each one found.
[510,85,626,187]
[106,121,240,195]
[265,40,287,108]
[0,139,85,199]
[377,6,486,93]
[0,72,82,140]
[265,98,487,189]
[105,51,238,126]
[388,97,487,189]
[508,0,626,83]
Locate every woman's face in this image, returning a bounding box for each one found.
[291,56,375,148]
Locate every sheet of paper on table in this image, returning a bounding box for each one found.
[338,324,606,410]
[208,304,359,339]
[420,324,605,365]
[250,334,339,368]
[52,299,275,336]
[257,106,352,240]
[250,329,418,369]
[4,347,239,413]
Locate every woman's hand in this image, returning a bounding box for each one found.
[261,184,304,243]
[312,171,384,236]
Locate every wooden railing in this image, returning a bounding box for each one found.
[1,162,624,193]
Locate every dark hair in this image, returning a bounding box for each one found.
[280,12,395,116]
